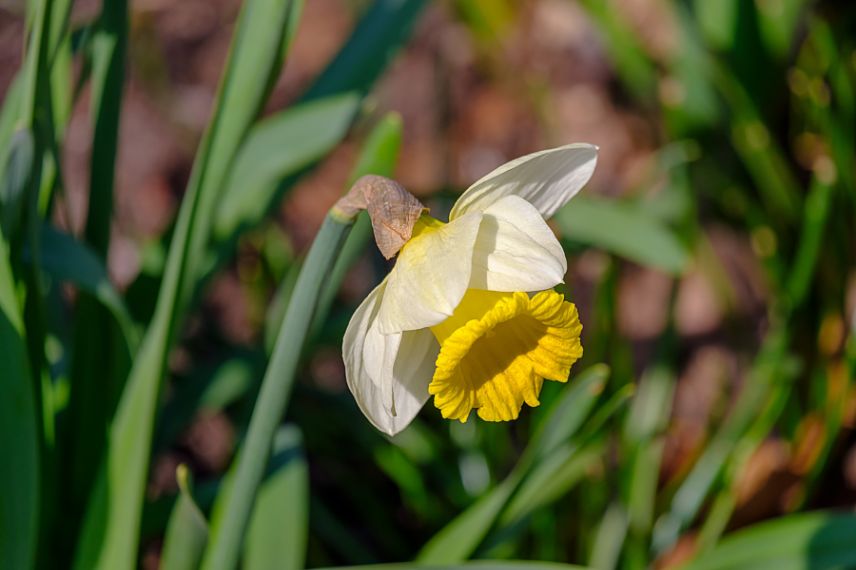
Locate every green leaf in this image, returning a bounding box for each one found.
[528,364,609,463]
[36,224,137,348]
[206,0,421,279]
[555,195,690,274]
[160,465,209,570]
[85,0,126,256]
[243,426,309,570]
[419,366,612,564]
[692,0,739,51]
[577,0,657,99]
[74,1,302,567]
[663,7,719,133]
[695,0,807,64]
[786,177,833,308]
[620,367,675,536]
[417,475,521,565]
[0,129,34,239]
[500,443,603,527]
[712,63,801,222]
[213,93,360,242]
[0,74,23,185]
[589,503,629,570]
[623,366,675,443]
[0,233,38,570]
[349,113,404,183]
[302,0,427,100]
[653,330,793,554]
[684,512,856,570]
[757,0,808,60]
[501,384,633,530]
[46,0,73,133]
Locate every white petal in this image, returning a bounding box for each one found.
[449,143,598,220]
[389,327,440,428]
[377,212,483,334]
[469,195,567,291]
[344,280,388,390]
[343,280,439,435]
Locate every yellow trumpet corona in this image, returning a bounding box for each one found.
[430,288,582,422]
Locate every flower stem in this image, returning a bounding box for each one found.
[200,212,353,570]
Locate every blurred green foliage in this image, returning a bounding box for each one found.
[1,0,855,569]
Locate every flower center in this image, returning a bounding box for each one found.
[428,289,582,422]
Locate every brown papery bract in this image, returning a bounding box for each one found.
[335,175,426,259]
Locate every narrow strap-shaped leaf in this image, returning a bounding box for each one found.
[419,366,613,564]
[302,0,427,100]
[84,0,125,256]
[73,1,301,568]
[588,503,629,570]
[526,364,610,464]
[653,329,791,554]
[684,511,856,570]
[213,93,360,243]
[201,213,353,570]
[34,224,137,348]
[243,426,309,570]
[0,75,24,199]
[160,465,209,570]
[0,129,34,240]
[554,196,690,275]
[417,475,522,565]
[0,232,39,570]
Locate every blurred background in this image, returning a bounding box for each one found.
[1,0,855,568]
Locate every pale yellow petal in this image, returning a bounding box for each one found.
[449,143,598,220]
[377,211,483,334]
[343,280,439,435]
[469,195,567,292]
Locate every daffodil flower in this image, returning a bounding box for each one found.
[343,144,597,435]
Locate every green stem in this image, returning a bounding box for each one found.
[201,212,353,570]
